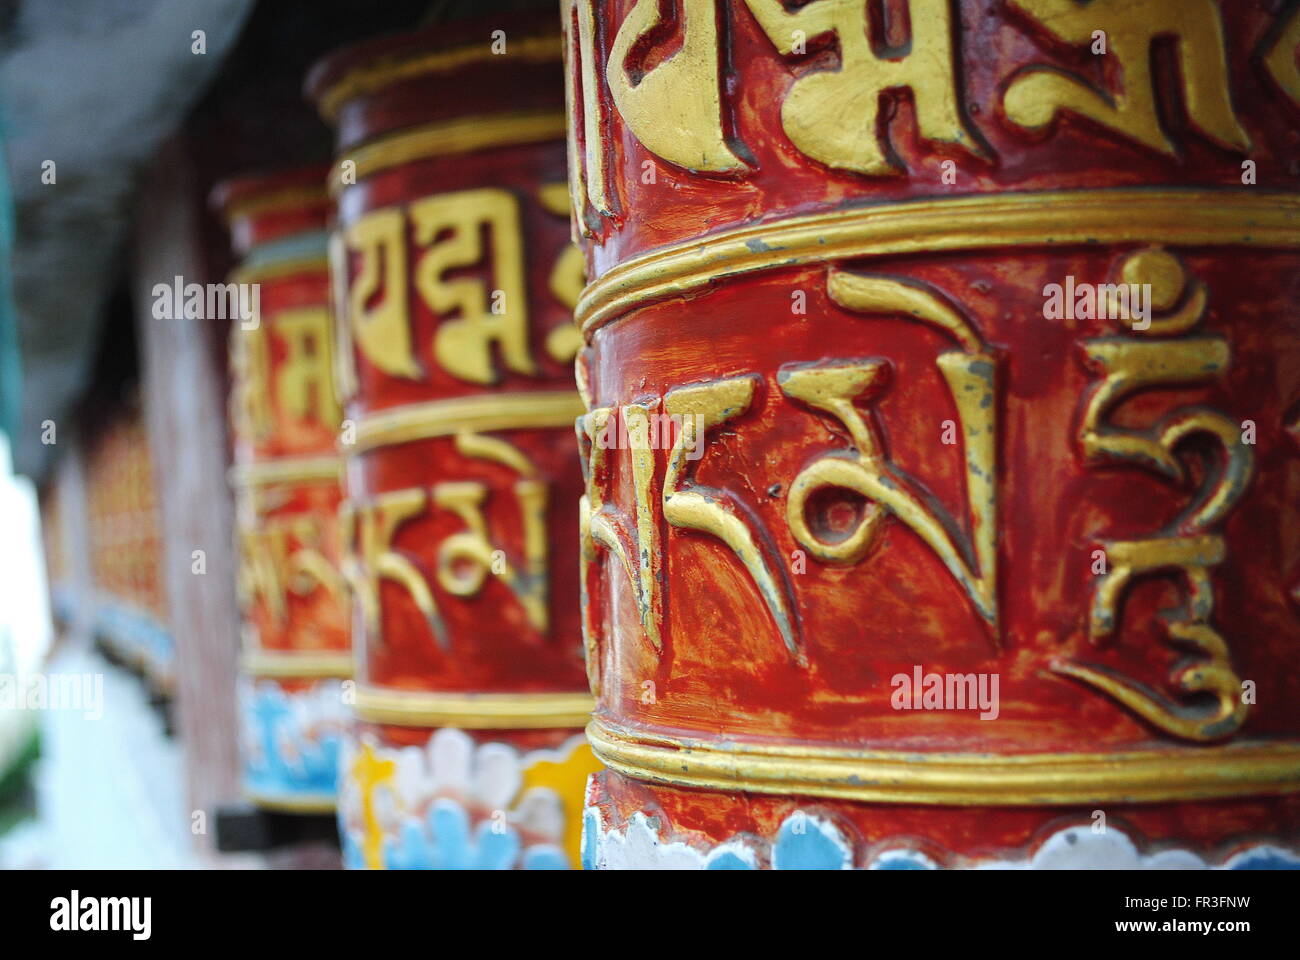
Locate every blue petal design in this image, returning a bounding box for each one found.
[473,819,522,870]
[341,831,367,871]
[428,800,475,869]
[522,845,570,870]
[243,684,341,796]
[706,850,755,870]
[1227,848,1300,870]
[772,815,852,870]
[385,819,435,870]
[872,851,936,870]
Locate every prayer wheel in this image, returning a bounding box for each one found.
[85,405,172,691]
[215,167,351,813]
[568,0,1300,868]
[308,12,597,870]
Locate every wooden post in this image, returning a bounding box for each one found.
[133,138,243,851]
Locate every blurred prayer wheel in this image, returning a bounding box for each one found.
[568,0,1300,868]
[215,167,351,813]
[308,12,597,870]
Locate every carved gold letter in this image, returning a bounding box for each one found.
[607,0,746,174]
[273,307,341,428]
[663,377,801,659]
[346,208,418,379]
[411,188,535,385]
[1005,0,1250,155]
[781,271,999,637]
[745,0,982,175]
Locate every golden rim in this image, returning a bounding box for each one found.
[587,718,1300,806]
[228,455,342,488]
[245,789,337,814]
[576,188,1300,340]
[353,391,584,453]
[230,255,329,285]
[354,685,594,729]
[240,651,353,679]
[221,184,328,225]
[316,33,563,122]
[332,111,566,195]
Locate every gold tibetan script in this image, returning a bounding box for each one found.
[341,436,551,648]
[580,0,979,181]
[1055,249,1251,742]
[230,323,272,445]
[605,0,746,174]
[1264,5,1300,105]
[341,491,446,648]
[343,188,535,386]
[579,385,801,666]
[347,208,416,379]
[562,0,1288,223]
[780,271,999,639]
[238,515,345,627]
[231,307,339,442]
[743,0,981,174]
[273,307,341,427]
[1005,0,1249,154]
[538,182,585,363]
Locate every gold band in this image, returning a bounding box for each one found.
[587,718,1300,806]
[230,255,329,285]
[353,391,584,453]
[576,188,1300,339]
[354,685,593,729]
[316,33,563,122]
[228,456,341,488]
[333,112,566,194]
[221,185,327,225]
[241,651,353,679]
[245,789,336,814]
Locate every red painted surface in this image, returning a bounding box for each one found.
[573,0,1300,274]
[574,0,1300,861]
[310,15,587,711]
[215,168,349,662]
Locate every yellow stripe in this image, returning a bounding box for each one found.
[333,112,566,194]
[354,685,593,729]
[576,188,1300,339]
[220,184,327,225]
[240,651,353,679]
[353,391,584,453]
[587,717,1300,806]
[228,455,341,488]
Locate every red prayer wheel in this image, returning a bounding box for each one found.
[308,12,598,870]
[85,406,172,691]
[215,167,351,813]
[568,0,1300,868]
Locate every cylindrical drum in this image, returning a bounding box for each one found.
[568,0,1300,868]
[86,405,172,691]
[309,13,598,870]
[215,168,351,813]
